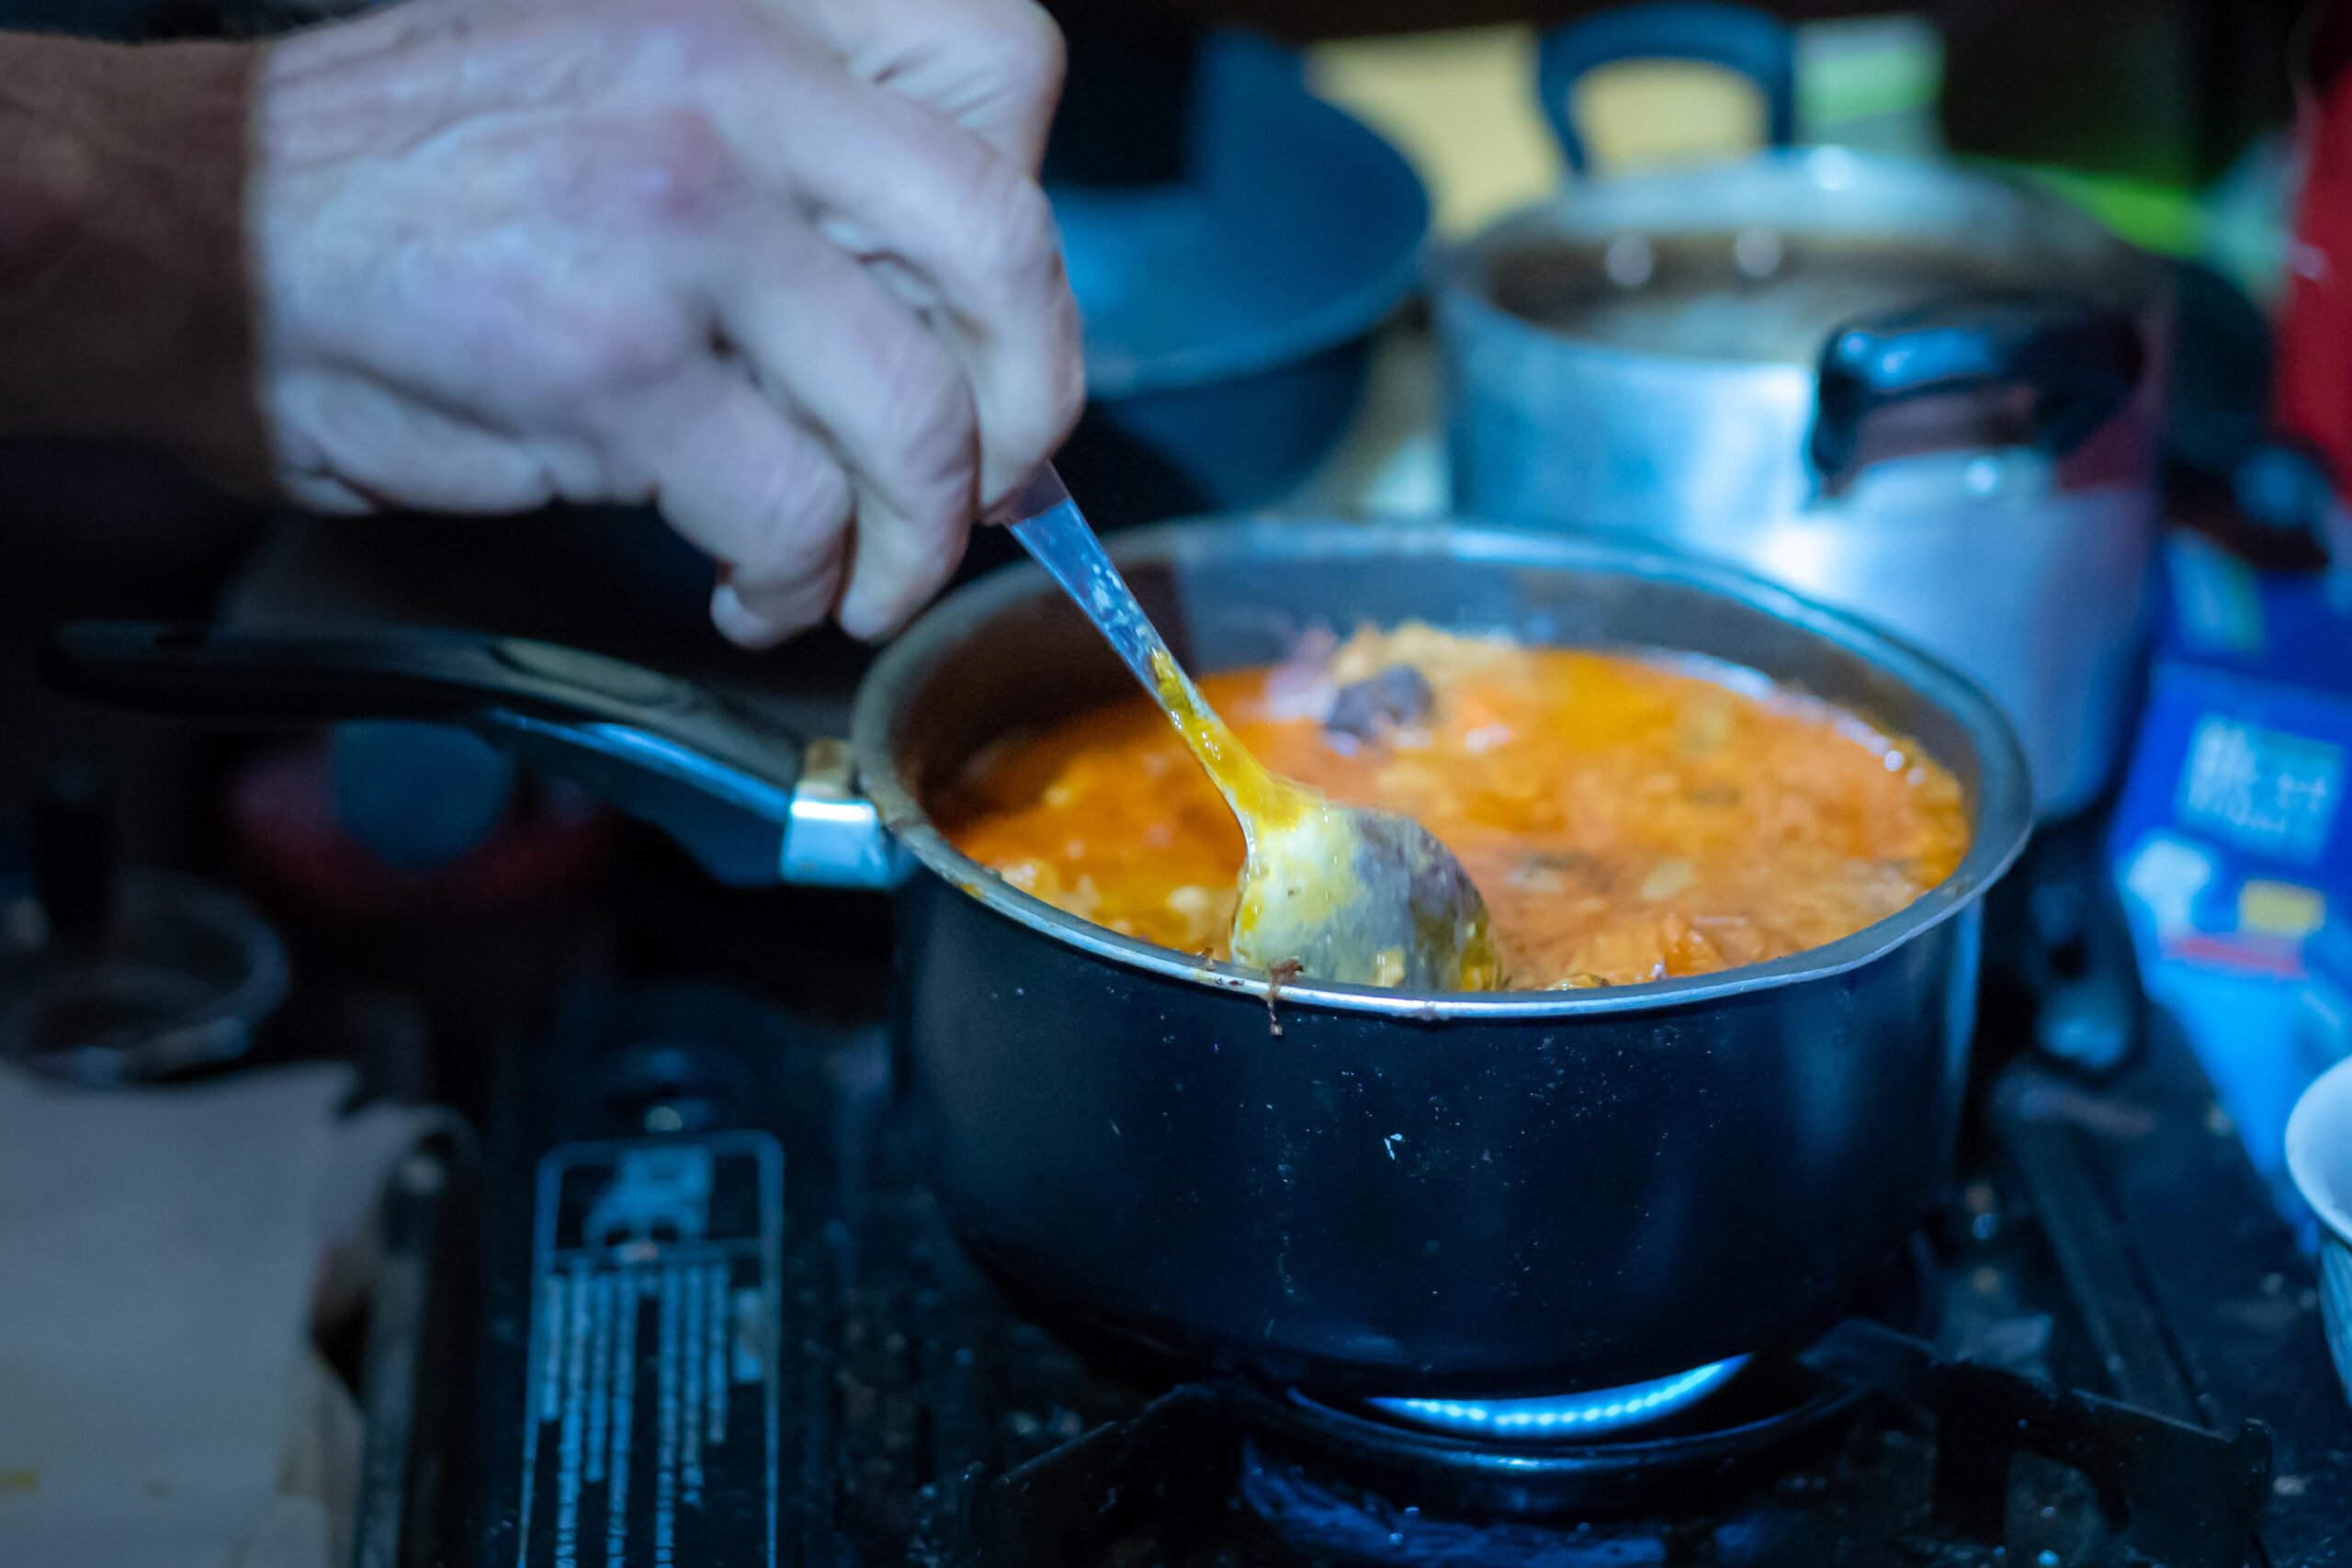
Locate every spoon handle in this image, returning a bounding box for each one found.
[989,465,1199,704]
[991,465,1294,831]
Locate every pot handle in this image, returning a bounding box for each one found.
[41,621,902,890]
[1808,291,2147,498]
[1536,2,1796,175]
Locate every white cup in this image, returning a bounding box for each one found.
[2285,1055,2352,1404]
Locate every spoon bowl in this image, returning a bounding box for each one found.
[1234,797,1501,990]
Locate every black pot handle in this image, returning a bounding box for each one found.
[1536,2,1796,175]
[1808,291,2146,498]
[42,621,809,887]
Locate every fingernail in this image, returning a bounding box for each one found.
[834,588,895,644]
[979,463,1063,523]
[837,559,922,641]
[710,582,786,649]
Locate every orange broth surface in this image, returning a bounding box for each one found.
[934,625,1971,989]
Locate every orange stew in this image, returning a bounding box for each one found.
[935,625,1971,989]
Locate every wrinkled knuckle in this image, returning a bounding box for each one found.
[870,339,978,498]
[738,454,851,582]
[962,165,1060,297]
[785,459,856,555]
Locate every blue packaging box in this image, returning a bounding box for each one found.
[2109,532,2352,1232]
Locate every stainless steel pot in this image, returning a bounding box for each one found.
[1438,145,2168,820]
[44,520,2032,1394]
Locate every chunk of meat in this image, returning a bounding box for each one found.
[1324,664,1435,743]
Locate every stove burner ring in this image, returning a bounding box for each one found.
[1243,1350,1866,1528]
[1364,1355,1750,1440]
[1240,1239,1935,1526]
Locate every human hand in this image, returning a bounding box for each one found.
[254,0,1083,643]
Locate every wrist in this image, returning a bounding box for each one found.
[0,36,261,481]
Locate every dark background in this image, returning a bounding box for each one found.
[1052,0,2302,186]
[9,0,2308,185]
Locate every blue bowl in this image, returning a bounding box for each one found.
[1048,32,1430,521]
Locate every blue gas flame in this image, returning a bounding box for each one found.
[1366,1356,1749,1438]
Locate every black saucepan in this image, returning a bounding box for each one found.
[43,520,2031,1398]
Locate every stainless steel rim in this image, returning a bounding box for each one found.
[1430,145,2163,374]
[855,516,2034,1020]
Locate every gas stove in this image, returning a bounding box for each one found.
[349,852,2352,1568]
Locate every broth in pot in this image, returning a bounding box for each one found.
[937,624,1971,990]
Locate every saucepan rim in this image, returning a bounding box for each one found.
[854,516,2034,1020]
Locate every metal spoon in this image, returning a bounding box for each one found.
[988,467,1500,991]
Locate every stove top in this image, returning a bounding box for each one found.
[354,952,2352,1568]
